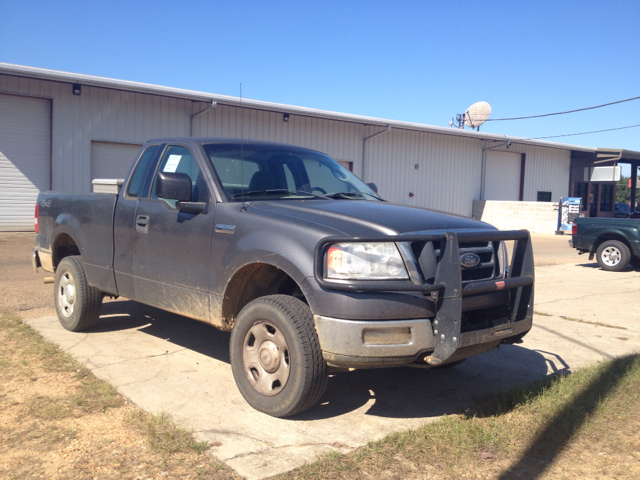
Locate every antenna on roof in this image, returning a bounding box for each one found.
[452,101,492,131]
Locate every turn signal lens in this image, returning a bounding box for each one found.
[35,204,39,233]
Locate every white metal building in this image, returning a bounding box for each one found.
[0,63,596,231]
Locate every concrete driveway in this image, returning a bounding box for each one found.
[10,233,640,479]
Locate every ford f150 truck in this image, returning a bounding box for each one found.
[570,216,640,271]
[33,137,534,417]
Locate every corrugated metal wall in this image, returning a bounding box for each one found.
[0,72,573,222]
[0,74,192,193]
[193,104,364,171]
[364,127,482,216]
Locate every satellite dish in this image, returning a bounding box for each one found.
[464,101,492,128]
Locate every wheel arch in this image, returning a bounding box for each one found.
[592,232,633,255]
[51,231,81,269]
[221,261,312,330]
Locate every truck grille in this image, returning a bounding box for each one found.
[411,240,504,284]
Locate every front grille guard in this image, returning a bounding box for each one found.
[313,229,534,365]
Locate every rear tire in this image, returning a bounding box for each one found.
[54,256,104,331]
[596,240,630,272]
[230,295,328,417]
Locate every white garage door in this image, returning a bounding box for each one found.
[0,94,51,232]
[484,150,522,201]
[91,141,142,182]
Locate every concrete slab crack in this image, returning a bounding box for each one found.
[222,441,354,462]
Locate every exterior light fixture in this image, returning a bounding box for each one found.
[283,113,290,122]
[72,84,82,96]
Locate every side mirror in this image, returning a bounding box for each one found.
[367,182,378,194]
[156,172,192,202]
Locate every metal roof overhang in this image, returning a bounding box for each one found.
[595,148,640,164]
[0,62,597,153]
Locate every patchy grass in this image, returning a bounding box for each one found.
[281,354,640,480]
[129,410,210,454]
[0,311,237,479]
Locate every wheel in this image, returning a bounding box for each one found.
[631,256,640,269]
[229,295,328,417]
[596,240,630,272]
[54,256,104,331]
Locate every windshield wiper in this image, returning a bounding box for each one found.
[232,189,330,199]
[232,189,289,198]
[324,191,380,200]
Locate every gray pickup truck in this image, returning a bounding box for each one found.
[33,137,534,417]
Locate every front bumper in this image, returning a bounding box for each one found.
[313,229,534,367]
[315,314,532,368]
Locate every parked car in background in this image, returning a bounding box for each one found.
[614,202,640,219]
[571,217,640,271]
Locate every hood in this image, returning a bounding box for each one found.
[251,199,495,236]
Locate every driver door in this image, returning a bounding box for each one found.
[131,144,215,320]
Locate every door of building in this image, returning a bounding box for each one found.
[484,150,522,201]
[0,94,51,231]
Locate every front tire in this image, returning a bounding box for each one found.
[54,256,104,331]
[230,295,328,417]
[596,240,630,272]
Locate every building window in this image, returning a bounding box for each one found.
[600,184,614,211]
[537,191,552,202]
[337,161,353,172]
[573,182,589,211]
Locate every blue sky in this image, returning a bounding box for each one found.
[2,1,639,172]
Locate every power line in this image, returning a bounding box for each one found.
[468,95,640,122]
[534,124,640,139]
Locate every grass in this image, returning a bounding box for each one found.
[281,354,640,480]
[0,310,235,479]
[129,410,210,454]
[0,310,124,417]
[4,309,639,479]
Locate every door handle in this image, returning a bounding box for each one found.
[136,215,149,233]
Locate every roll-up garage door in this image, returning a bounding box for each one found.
[484,150,522,201]
[0,94,51,232]
[91,141,143,182]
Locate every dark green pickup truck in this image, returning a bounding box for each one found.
[571,217,640,271]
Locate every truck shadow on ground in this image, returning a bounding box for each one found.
[93,300,565,421]
[575,262,640,271]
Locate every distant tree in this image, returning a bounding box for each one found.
[616,175,630,204]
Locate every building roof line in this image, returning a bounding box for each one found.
[0,62,597,153]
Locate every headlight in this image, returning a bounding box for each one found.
[326,242,408,280]
[499,241,509,277]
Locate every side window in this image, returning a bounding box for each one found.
[127,145,161,197]
[151,146,208,207]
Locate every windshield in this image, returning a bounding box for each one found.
[202,143,381,202]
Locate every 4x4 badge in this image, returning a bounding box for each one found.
[460,252,480,268]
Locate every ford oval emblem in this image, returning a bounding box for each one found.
[460,253,481,268]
